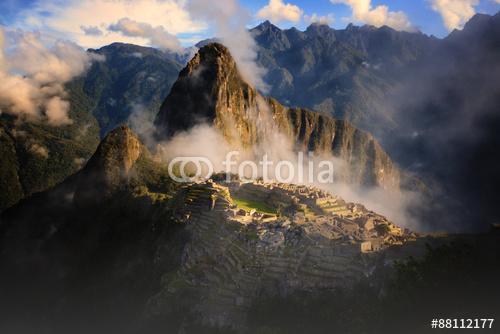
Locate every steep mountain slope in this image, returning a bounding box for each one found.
[156,43,401,190]
[0,126,175,246]
[0,87,100,211]
[80,43,184,136]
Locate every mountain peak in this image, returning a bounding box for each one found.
[155,42,250,139]
[94,125,142,170]
[74,125,143,206]
[305,22,334,34]
[184,42,239,78]
[155,43,402,190]
[90,42,161,57]
[446,12,499,43]
[85,125,143,180]
[461,12,495,34]
[262,20,272,26]
[196,42,233,62]
[253,20,280,32]
[251,21,291,50]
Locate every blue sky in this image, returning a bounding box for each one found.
[244,0,500,36]
[1,0,499,49]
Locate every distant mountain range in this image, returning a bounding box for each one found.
[250,20,438,138]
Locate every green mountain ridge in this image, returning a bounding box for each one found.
[0,43,183,212]
[0,86,101,211]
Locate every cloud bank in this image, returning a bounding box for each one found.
[16,0,205,49]
[109,18,183,53]
[430,0,479,31]
[304,13,335,26]
[331,0,414,31]
[0,29,101,125]
[256,0,304,24]
[80,25,103,36]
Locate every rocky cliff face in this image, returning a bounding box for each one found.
[217,21,438,139]
[156,43,400,190]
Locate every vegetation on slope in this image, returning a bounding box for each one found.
[232,196,277,215]
[0,43,183,212]
[247,235,500,334]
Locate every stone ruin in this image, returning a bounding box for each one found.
[223,180,414,252]
[155,179,418,328]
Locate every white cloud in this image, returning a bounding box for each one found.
[430,0,479,31]
[109,18,182,52]
[189,0,269,92]
[256,0,304,24]
[16,0,206,49]
[0,28,101,125]
[28,143,49,158]
[80,25,103,36]
[304,13,335,26]
[45,96,71,125]
[331,0,415,31]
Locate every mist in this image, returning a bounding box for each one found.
[380,18,500,232]
[155,95,420,230]
[188,0,269,92]
[108,17,184,53]
[0,28,102,125]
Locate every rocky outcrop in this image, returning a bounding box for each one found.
[73,125,144,206]
[155,43,400,190]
